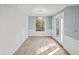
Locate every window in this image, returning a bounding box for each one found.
[36,16,45,31]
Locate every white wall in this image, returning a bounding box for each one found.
[52,6,79,55]
[63,6,79,55]
[64,6,79,40]
[0,5,28,55]
[28,16,52,36]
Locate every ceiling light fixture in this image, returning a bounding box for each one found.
[32,8,48,14]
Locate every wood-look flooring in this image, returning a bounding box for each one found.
[14,36,69,55]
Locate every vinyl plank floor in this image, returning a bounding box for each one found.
[14,36,69,55]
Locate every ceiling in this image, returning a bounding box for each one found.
[17,4,75,16]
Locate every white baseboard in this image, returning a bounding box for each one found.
[11,35,28,55]
[11,30,28,55]
[28,29,52,36]
[63,35,79,55]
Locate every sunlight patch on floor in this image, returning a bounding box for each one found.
[36,43,56,54]
[48,48,60,55]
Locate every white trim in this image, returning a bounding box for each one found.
[12,35,28,55]
[52,12,64,45]
[34,17,36,31]
[44,17,47,32]
[28,29,52,36]
[60,17,64,44]
[63,35,79,55]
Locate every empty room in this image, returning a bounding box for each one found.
[0,4,79,55]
